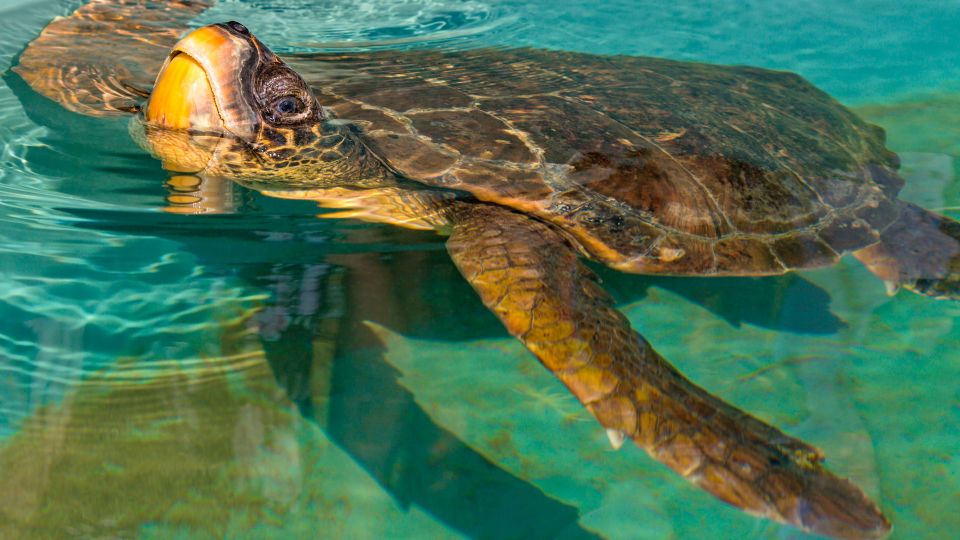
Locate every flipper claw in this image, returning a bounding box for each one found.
[606,428,626,450]
[883,280,900,297]
[448,204,890,540]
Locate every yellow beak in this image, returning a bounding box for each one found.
[145,51,221,130]
[143,25,259,136]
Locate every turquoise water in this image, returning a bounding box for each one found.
[0,1,959,539]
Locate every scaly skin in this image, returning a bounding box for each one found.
[447,204,890,539]
[855,202,960,300]
[19,4,957,537]
[89,143,897,538]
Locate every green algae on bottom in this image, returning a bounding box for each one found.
[856,92,960,159]
[0,303,458,540]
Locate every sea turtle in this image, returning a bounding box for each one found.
[13,1,960,538]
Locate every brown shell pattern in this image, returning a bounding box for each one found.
[288,50,904,275]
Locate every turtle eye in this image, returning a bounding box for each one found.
[275,97,302,115]
[226,21,250,36]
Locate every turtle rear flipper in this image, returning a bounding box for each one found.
[447,204,890,540]
[855,202,960,300]
[12,0,215,116]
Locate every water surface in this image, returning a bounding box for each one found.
[0,1,958,539]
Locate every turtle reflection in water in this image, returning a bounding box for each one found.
[14,1,960,538]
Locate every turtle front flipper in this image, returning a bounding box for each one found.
[854,201,960,300]
[12,0,215,116]
[447,204,890,540]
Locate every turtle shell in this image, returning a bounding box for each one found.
[14,1,903,278]
[288,49,903,275]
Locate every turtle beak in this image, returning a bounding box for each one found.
[145,24,260,139]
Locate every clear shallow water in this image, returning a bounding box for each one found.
[0,1,958,539]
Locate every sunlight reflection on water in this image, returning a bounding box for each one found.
[0,1,958,539]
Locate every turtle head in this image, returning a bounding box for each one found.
[136,22,370,185]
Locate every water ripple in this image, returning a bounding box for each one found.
[195,0,523,52]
